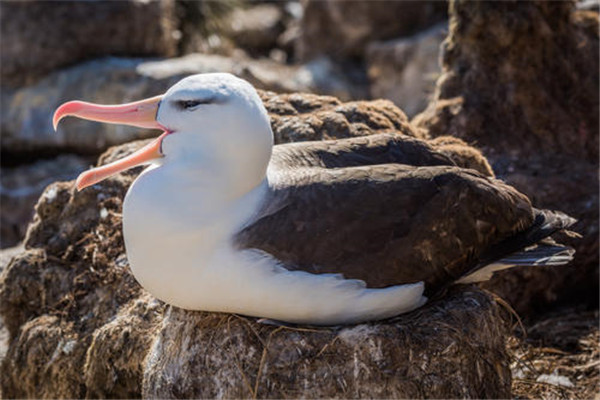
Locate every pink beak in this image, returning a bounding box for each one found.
[53,95,167,191]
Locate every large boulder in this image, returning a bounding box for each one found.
[1,92,511,398]
[366,23,446,118]
[296,0,447,62]
[0,0,178,88]
[1,54,365,156]
[414,0,599,315]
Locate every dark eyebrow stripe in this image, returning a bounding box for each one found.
[173,98,216,109]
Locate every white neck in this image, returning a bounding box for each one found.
[123,161,269,296]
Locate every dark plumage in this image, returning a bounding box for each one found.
[236,133,575,295]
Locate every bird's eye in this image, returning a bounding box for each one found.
[181,100,202,110]
[175,99,213,110]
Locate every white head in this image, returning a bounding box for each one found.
[54,73,274,196]
[158,74,273,194]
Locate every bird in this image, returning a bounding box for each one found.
[53,73,575,325]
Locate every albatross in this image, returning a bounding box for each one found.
[53,73,575,325]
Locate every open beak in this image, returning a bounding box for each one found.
[53,95,167,191]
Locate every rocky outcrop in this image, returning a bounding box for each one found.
[0,155,90,248]
[296,0,446,62]
[0,0,178,88]
[414,0,598,160]
[0,245,21,388]
[366,23,446,117]
[414,0,599,314]
[1,55,367,156]
[1,93,510,398]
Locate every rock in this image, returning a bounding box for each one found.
[1,58,176,156]
[413,0,599,315]
[296,0,447,62]
[0,0,178,88]
[0,245,23,274]
[1,93,512,398]
[224,4,286,56]
[366,23,446,118]
[174,0,239,57]
[1,55,365,155]
[0,244,23,400]
[258,92,422,144]
[413,0,598,160]
[0,155,91,248]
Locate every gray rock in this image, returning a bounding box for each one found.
[0,155,90,248]
[1,58,176,155]
[296,0,447,62]
[1,54,364,154]
[138,53,365,100]
[224,4,286,55]
[0,244,24,399]
[0,0,178,88]
[367,23,447,118]
[0,245,23,273]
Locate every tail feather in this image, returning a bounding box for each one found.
[457,244,575,284]
[497,245,574,266]
[455,208,576,285]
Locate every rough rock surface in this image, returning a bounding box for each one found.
[1,55,365,155]
[224,4,286,56]
[0,155,91,248]
[1,94,511,398]
[366,23,446,117]
[296,0,446,62]
[414,0,599,315]
[0,244,21,393]
[414,0,598,159]
[0,0,177,88]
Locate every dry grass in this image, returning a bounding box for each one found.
[508,307,599,400]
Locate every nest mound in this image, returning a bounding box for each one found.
[0,92,514,398]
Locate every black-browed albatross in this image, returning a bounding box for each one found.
[53,73,575,325]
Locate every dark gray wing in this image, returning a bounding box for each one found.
[269,132,455,170]
[235,164,536,294]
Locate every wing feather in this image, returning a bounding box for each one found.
[236,163,535,294]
